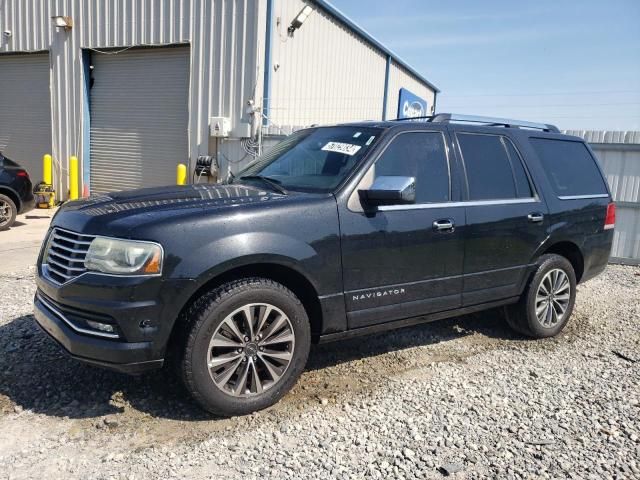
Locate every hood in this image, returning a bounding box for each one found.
[62,184,283,215]
[53,183,289,236]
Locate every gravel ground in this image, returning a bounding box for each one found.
[0,264,638,479]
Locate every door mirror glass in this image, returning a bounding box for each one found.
[359,175,416,207]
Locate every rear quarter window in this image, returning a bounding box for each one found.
[530,138,608,197]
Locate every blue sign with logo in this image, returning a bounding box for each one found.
[397,88,428,119]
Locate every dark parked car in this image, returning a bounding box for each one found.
[33,114,615,416]
[0,153,35,230]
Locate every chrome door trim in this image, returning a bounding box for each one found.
[378,197,540,212]
[557,194,609,200]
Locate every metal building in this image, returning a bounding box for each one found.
[0,0,438,197]
[566,130,640,265]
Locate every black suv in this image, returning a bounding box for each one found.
[34,114,615,416]
[0,154,35,230]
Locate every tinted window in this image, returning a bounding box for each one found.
[503,138,533,198]
[373,132,449,203]
[458,133,520,200]
[530,138,608,196]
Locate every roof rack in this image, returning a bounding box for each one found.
[391,113,560,133]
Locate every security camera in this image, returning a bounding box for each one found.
[3,30,12,38]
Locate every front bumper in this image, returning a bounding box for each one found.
[34,292,163,373]
[34,269,196,374]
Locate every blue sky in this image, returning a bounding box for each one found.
[331,0,640,130]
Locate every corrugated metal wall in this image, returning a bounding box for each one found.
[89,47,190,193]
[0,0,265,196]
[267,0,388,130]
[566,130,640,264]
[385,60,437,120]
[0,0,438,193]
[0,53,52,179]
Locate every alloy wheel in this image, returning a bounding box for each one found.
[535,268,571,327]
[206,303,295,397]
[0,199,11,227]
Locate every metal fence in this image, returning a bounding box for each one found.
[565,130,640,265]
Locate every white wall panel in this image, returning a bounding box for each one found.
[385,60,436,120]
[268,0,387,128]
[0,0,52,53]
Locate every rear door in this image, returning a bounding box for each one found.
[453,129,548,306]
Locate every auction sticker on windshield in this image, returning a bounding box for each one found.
[322,141,362,156]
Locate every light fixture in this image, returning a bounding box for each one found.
[51,16,73,31]
[86,320,116,334]
[287,5,313,37]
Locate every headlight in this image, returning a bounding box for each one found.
[84,237,163,275]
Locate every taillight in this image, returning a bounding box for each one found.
[17,170,29,179]
[604,202,615,230]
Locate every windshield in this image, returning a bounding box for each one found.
[234,126,383,193]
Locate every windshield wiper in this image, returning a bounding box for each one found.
[239,175,288,195]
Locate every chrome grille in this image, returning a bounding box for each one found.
[43,228,95,284]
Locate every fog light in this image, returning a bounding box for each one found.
[86,320,116,333]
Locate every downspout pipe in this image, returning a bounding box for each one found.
[382,55,391,120]
[262,0,274,127]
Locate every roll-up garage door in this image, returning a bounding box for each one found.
[89,47,189,194]
[0,54,52,181]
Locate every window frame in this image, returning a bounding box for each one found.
[455,131,539,202]
[501,136,537,199]
[349,129,453,212]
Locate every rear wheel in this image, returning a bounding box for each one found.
[505,254,576,338]
[178,277,311,416]
[0,194,17,230]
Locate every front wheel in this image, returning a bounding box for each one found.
[505,254,577,338]
[178,277,311,416]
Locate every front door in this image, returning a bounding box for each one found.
[453,130,549,305]
[338,129,465,329]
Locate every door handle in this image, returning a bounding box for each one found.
[433,219,455,232]
[528,212,544,223]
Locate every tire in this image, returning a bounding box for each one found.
[177,277,311,416]
[505,254,577,338]
[0,194,17,231]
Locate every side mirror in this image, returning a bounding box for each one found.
[358,175,416,207]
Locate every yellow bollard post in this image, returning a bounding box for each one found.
[43,154,53,185]
[69,156,79,200]
[177,163,187,185]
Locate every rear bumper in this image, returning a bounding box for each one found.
[19,193,35,215]
[34,292,163,374]
[580,230,614,283]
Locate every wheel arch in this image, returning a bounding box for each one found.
[0,186,21,212]
[540,240,585,283]
[168,258,324,352]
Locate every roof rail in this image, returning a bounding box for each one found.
[392,113,560,133]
